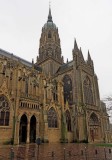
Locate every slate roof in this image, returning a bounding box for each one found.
[0,48,42,72]
[57,60,73,73]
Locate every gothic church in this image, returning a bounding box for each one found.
[0,7,111,144]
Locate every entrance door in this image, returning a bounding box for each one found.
[90,129,94,142]
[30,115,36,143]
[19,114,27,144]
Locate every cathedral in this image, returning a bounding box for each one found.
[0,7,111,144]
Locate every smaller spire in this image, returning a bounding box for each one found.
[88,50,91,61]
[47,2,52,22]
[73,38,79,52]
[32,58,34,68]
[87,50,94,67]
[32,58,34,64]
[79,47,84,61]
[80,47,82,54]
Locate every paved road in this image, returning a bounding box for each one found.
[0,143,112,160]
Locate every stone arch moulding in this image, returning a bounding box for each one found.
[89,112,99,125]
[62,73,72,81]
[83,75,91,85]
[18,112,29,122]
[29,114,39,123]
[0,79,12,109]
[47,106,60,119]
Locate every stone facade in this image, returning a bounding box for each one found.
[0,8,111,144]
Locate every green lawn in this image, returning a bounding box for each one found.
[94,143,112,147]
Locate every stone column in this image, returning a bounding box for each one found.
[36,121,39,139]
[14,119,20,145]
[26,121,30,143]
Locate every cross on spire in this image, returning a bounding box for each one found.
[49,1,51,8]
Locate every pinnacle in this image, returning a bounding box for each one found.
[47,5,53,22]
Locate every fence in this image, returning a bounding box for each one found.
[0,144,112,160]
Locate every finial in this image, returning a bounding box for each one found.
[88,50,91,60]
[87,50,92,62]
[32,58,34,64]
[79,47,84,61]
[87,50,93,66]
[80,47,82,53]
[73,38,78,51]
[48,1,52,22]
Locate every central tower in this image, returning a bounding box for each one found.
[36,7,64,76]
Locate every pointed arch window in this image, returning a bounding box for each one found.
[48,107,58,128]
[89,113,99,126]
[66,110,71,131]
[83,76,93,105]
[63,75,73,105]
[0,96,10,126]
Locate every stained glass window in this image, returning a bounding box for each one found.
[63,75,73,105]
[0,96,10,126]
[83,76,93,105]
[48,107,58,128]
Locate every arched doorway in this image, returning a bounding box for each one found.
[89,113,99,142]
[19,114,27,143]
[30,115,36,143]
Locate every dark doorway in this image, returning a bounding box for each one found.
[30,115,36,143]
[19,114,27,143]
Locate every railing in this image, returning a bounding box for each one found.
[0,144,112,160]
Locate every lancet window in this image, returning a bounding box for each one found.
[63,75,73,105]
[0,95,10,126]
[83,76,93,105]
[48,107,58,128]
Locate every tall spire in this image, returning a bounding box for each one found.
[47,2,52,22]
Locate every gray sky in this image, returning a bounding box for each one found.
[0,0,112,99]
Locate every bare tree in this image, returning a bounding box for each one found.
[102,96,112,122]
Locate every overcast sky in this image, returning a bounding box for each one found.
[0,0,112,99]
